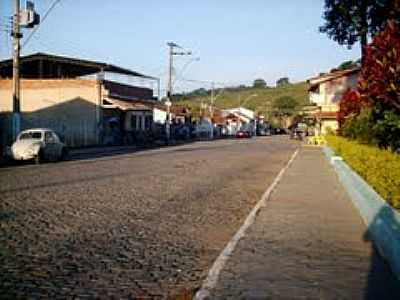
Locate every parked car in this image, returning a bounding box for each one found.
[11,128,68,164]
[256,124,271,136]
[236,130,251,138]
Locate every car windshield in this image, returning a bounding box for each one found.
[19,132,42,140]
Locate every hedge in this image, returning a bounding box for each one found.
[326,136,400,210]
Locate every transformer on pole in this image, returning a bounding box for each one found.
[11,0,40,141]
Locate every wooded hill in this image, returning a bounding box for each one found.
[173,82,310,117]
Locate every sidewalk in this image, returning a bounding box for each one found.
[207,147,400,299]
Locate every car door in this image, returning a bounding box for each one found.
[51,132,63,159]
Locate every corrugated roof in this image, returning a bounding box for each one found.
[0,52,157,79]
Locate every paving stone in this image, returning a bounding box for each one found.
[0,137,297,298]
[208,147,400,299]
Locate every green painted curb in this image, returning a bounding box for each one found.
[323,146,400,280]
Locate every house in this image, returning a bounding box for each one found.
[221,107,256,135]
[0,52,163,152]
[307,67,360,135]
[170,105,192,125]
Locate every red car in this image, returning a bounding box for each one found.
[236,130,251,138]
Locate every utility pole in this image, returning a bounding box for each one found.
[210,82,215,139]
[12,0,21,141]
[165,42,191,142]
[10,0,40,141]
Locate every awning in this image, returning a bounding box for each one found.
[103,98,154,111]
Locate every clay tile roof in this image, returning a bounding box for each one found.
[307,67,361,90]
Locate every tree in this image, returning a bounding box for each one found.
[276,77,290,87]
[337,60,360,71]
[272,96,298,117]
[339,20,400,151]
[253,78,267,88]
[320,0,399,60]
[337,89,365,129]
[358,20,400,112]
[358,20,400,150]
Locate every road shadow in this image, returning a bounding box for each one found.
[0,136,244,169]
[363,206,400,299]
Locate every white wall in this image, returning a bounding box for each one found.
[153,108,167,124]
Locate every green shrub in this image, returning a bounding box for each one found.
[327,135,400,210]
[342,108,378,145]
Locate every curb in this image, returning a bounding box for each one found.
[323,146,400,280]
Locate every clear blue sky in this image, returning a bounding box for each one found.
[0,0,360,93]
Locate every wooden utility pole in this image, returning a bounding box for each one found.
[165,43,174,142]
[166,42,191,142]
[12,0,21,141]
[210,82,215,139]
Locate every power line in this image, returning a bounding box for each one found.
[22,0,62,48]
[179,77,231,87]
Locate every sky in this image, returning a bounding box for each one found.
[0,0,361,94]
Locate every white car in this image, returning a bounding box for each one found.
[11,128,68,163]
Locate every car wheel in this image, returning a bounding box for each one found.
[35,150,43,165]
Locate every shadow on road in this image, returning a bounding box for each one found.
[0,137,244,170]
[363,206,400,299]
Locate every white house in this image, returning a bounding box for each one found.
[222,107,256,135]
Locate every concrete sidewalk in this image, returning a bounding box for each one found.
[208,147,400,299]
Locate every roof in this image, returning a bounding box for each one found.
[307,67,360,90]
[104,97,165,111]
[170,106,191,115]
[20,128,53,132]
[0,52,157,79]
[305,110,338,119]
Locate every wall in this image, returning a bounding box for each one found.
[153,108,167,124]
[125,110,153,131]
[0,79,100,147]
[321,119,338,135]
[309,73,359,109]
[322,73,358,106]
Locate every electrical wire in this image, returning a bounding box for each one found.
[22,0,62,48]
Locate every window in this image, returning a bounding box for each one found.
[19,131,42,140]
[145,115,153,130]
[138,116,143,130]
[131,115,137,130]
[45,131,55,143]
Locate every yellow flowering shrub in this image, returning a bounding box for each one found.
[327,136,400,210]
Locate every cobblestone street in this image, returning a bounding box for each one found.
[0,137,297,298]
